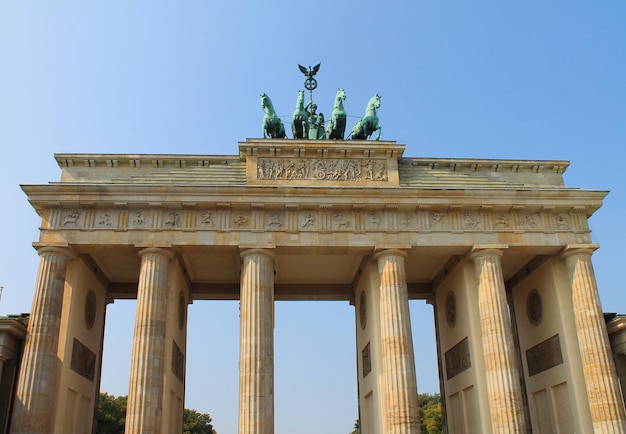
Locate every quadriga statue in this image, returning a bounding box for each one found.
[349,94,381,140]
[326,88,347,140]
[261,93,287,139]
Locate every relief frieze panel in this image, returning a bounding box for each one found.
[266,211,284,229]
[47,207,587,235]
[299,212,318,230]
[462,211,482,230]
[256,158,388,182]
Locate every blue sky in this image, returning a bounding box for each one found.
[1,2,625,433]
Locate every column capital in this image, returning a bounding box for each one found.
[240,247,275,260]
[469,244,508,260]
[137,246,174,259]
[373,247,409,261]
[561,244,599,260]
[34,245,74,260]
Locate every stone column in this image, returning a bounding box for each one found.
[10,246,72,434]
[562,246,626,433]
[125,248,173,434]
[374,249,420,434]
[239,249,274,434]
[470,246,526,434]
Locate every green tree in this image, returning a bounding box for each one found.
[351,394,443,434]
[418,393,443,434]
[96,393,127,434]
[183,408,215,434]
[422,402,443,434]
[349,419,360,434]
[96,392,216,434]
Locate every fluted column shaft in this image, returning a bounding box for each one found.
[11,247,71,434]
[562,247,626,433]
[239,249,274,434]
[470,248,526,434]
[125,248,173,434]
[375,249,420,434]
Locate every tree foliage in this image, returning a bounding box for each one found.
[96,392,216,434]
[350,393,443,434]
[183,408,215,434]
[418,393,443,434]
[97,393,127,434]
[349,419,360,434]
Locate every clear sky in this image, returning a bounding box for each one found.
[1,2,625,434]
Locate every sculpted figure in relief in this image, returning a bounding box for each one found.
[256,158,388,182]
[165,212,180,227]
[494,214,510,227]
[201,211,215,227]
[556,214,570,229]
[369,211,381,227]
[432,212,447,228]
[334,213,350,229]
[234,213,249,228]
[463,212,481,228]
[524,213,539,229]
[98,213,111,226]
[63,211,80,227]
[401,213,414,228]
[300,213,316,229]
[267,212,282,228]
[133,211,146,226]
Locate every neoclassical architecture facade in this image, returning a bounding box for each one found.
[9,139,626,433]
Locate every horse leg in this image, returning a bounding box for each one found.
[375,125,381,141]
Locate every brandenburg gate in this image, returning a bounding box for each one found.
[10,139,626,433]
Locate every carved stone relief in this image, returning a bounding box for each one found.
[164,212,180,228]
[62,210,81,227]
[70,338,96,382]
[333,213,351,229]
[555,214,570,229]
[494,213,510,228]
[171,341,185,383]
[97,213,112,227]
[233,212,250,228]
[400,212,414,229]
[47,206,586,235]
[266,211,283,229]
[526,334,563,376]
[462,211,481,229]
[445,337,471,380]
[299,212,317,229]
[362,342,372,378]
[432,212,449,229]
[368,211,382,228]
[200,210,216,227]
[132,210,150,227]
[256,158,388,181]
[523,213,540,229]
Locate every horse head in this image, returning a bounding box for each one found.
[336,88,346,103]
[261,93,277,115]
[260,93,269,109]
[295,90,305,108]
[368,94,381,110]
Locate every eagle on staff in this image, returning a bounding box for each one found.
[299,63,321,91]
